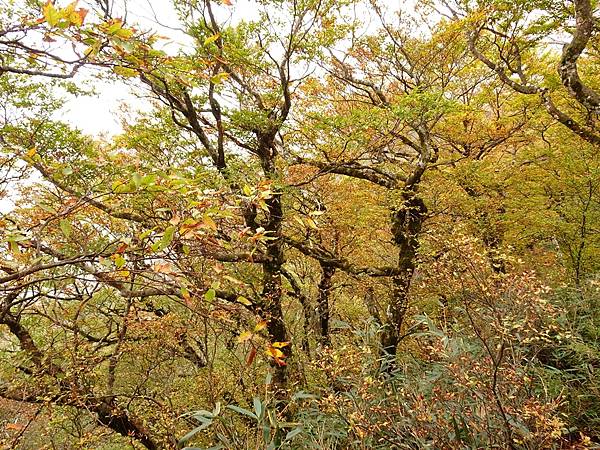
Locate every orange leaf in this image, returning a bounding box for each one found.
[273,357,287,367]
[76,7,88,24]
[222,0,232,5]
[152,262,175,274]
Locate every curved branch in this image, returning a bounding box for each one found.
[559,0,600,111]
[284,237,402,277]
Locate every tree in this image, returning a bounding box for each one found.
[287,0,529,367]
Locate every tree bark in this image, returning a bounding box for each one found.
[259,152,290,389]
[93,399,165,450]
[316,262,336,346]
[380,193,426,370]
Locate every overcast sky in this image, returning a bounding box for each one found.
[60,0,258,136]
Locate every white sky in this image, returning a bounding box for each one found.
[60,0,258,136]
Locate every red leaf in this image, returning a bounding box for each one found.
[273,357,287,367]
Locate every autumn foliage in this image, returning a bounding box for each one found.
[1,0,600,449]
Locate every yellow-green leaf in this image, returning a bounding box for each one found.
[204,33,220,46]
[204,288,216,302]
[113,66,138,78]
[236,296,252,306]
[210,72,229,84]
[59,219,72,238]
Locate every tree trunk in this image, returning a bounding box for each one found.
[316,262,335,346]
[260,152,290,389]
[380,193,426,371]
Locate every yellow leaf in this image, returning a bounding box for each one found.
[26,147,37,158]
[242,184,253,196]
[203,215,217,231]
[237,331,253,343]
[265,346,285,359]
[66,3,88,26]
[113,66,138,78]
[272,341,290,348]
[305,217,319,230]
[204,33,220,46]
[254,320,267,332]
[114,27,134,39]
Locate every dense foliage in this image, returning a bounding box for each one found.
[1,0,599,448]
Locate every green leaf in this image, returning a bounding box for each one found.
[291,391,316,401]
[178,421,213,447]
[226,405,257,420]
[284,427,302,441]
[204,288,216,302]
[132,172,142,187]
[163,225,176,243]
[191,410,214,420]
[141,174,157,186]
[152,226,176,252]
[59,219,72,238]
[253,397,263,420]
